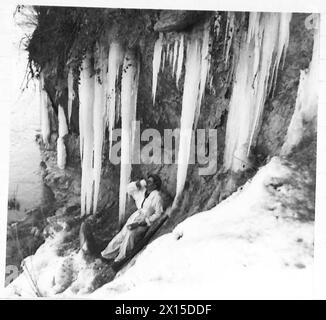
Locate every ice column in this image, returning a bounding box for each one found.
[93,43,107,213]
[175,34,202,200]
[79,53,95,216]
[39,72,50,145]
[57,105,68,169]
[119,49,140,225]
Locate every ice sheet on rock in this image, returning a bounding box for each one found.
[67,67,75,124]
[224,12,235,66]
[282,14,319,154]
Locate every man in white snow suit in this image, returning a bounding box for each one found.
[101,174,164,263]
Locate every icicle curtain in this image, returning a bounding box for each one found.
[223,13,292,172]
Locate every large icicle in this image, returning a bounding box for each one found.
[39,72,50,145]
[247,12,261,43]
[175,34,184,88]
[282,14,319,154]
[175,33,202,200]
[223,13,292,172]
[119,49,140,225]
[107,42,124,156]
[247,14,280,151]
[67,67,75,124]
[169,43,174,66]
[269,13,292,95]
[172,40,178,77]
[79,53,95,216]
[57,104,68,169]
[93,43,107,214]
[166,43,170,65]
[161,48,166,72]
[173,22,213,201]
[194,21,211,127]
[152,33,163,105]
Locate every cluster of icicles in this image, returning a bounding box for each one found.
[39,12,315,221]
[78,42,140,218]
[152,20,213,201]
[223,12,292,172]
[78,42,133,217]
[39,72,68,170]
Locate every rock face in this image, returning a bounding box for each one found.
[154,10,209,32]
[30,10,315,234]
[256,13,315,157]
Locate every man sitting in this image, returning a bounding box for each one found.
[101,174,164,263]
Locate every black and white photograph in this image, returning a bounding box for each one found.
[0,1,324,300]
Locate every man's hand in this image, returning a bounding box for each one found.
[127,222,139,230]
[127,220,147,230]
[135,180,141,189]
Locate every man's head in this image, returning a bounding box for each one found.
[146,174,162,192]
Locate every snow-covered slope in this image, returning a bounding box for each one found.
[89,157,313,299]
[5,156,314,299]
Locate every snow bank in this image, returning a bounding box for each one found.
[5,225,99,297]
[91,157,313,299]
